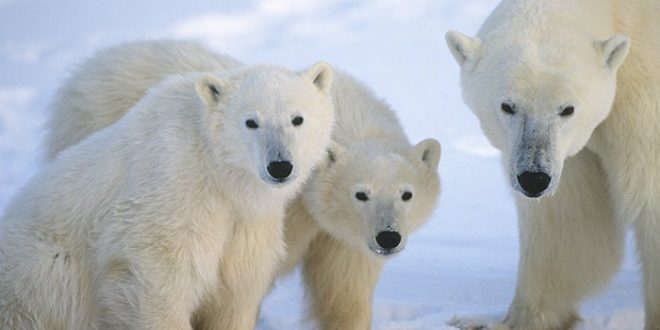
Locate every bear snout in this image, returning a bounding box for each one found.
[375,230,402,250]
[516,171,551,198]
[267,161,294,181]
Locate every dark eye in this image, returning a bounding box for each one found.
[292,116,304,126]
[560,106,574,117]
[401,191,413,201]
[501,103,515,115]
[245,119,258,129]
[355,192,369,201]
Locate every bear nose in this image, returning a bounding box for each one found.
[267,161,293,180]
[517,171,551,197]
[376,231,402,250]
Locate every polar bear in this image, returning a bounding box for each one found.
[446,0,660,329]
[0,46,335,329]
[43,40,442,329]
[278,73,441,329]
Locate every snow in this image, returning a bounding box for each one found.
[0,0,644,329]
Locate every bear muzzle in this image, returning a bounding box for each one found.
[516,171,551,198]
[267,161,294,181]
[369,229,404,256]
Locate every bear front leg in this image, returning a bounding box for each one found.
[96,259,195,330]
[635,209,660,330]
[505,149,623,329]
[452,149,623,330]
[302,232,384,330]
[195,217,286,330]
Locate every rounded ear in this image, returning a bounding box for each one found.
[596,34,630,72]
[411,138,441,170]
[325,141,345,167]
[195,74,229,108]
[302,61,334,94]
[445,30,482,67]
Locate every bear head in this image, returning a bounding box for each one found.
[445,27,629,198]
[195,62,335,195]
[304,139,441,257]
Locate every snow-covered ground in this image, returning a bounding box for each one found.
[0,1,644,329]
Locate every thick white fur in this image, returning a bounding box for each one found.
[45,40,241,161]
[446,0,660,329]
[283,72,441,329]
[41,40,441,329]
[0,41,335,329]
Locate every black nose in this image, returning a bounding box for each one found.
[267,161,293,180]
[376,231,402,250]
[517,171,551,197]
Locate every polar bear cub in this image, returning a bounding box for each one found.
[41,40,441,329]
[0,42,335,329]
[279,72,441,329]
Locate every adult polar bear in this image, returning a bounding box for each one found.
[45,40,441,329]
[0,50,335,328]
[446,0,660,329]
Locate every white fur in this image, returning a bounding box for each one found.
[0,41,335,329]
[446,0,660,329]
[39,40,441,329]
[281,72,441,329]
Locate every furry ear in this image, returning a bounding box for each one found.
[195,74,228,108]
[597,34,630,71]
[411,138,441,170]
[303,61,334,94]
[445,30,482,67]
[326,142,345,166]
